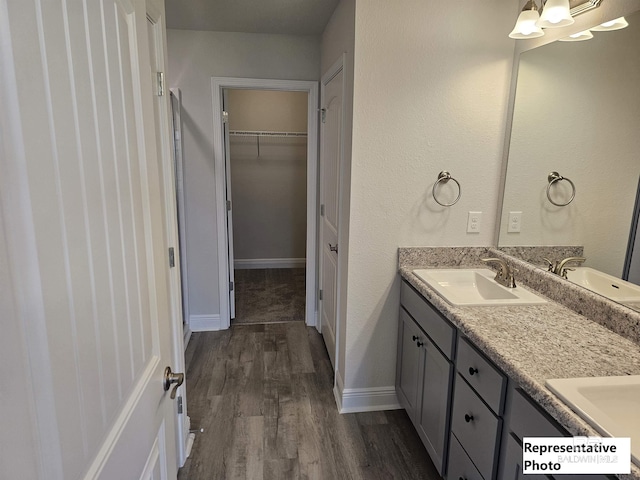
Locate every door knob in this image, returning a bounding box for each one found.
[164,366,184,399]
[328,243,338,253]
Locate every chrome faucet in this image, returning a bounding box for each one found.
[544,256,586,279]
[482,258,516,288]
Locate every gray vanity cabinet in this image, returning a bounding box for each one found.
[398,281,456,476]
[449,337,506,480]
[499,386,615,480]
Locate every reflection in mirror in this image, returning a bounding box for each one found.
[499,9,640,298]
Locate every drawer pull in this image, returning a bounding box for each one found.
[468,367,478,376]
[464,413,474,423]
[416,341,424,347]
[412,335,418,341]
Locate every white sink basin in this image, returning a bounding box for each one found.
[413,268,547,306]
[565,267,640,303]
[546,375,640,467]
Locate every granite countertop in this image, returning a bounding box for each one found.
[398,248,640,480]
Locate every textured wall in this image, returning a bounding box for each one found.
[343,0,518,390]
[166,30,320,316]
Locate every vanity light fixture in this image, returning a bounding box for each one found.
[509,0,607,39]
[591,16,629,31]
[509,0,545,39]
[559,29,593,41]
[536,0,575,28]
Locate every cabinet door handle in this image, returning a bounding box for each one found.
[464,413,474,423]
[469,367,478,376]
[412,335,418,341]
[416,341,424,347]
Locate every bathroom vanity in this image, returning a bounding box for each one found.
[397,247,640,480]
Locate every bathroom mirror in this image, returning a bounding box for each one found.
[498,8,640,294]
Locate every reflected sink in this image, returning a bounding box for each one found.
[565,267,640,303]
[546,375,640,467]
[413,268,547,306]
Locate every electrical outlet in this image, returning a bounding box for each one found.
[508,211,522,233]
[467,211,482,233]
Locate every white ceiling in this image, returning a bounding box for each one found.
[164,0,340,35]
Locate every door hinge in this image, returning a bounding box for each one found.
[320,204,325,217]
[177,395,183,414]
[156,72,165,96]
[226,200,232,211]
[319,289,323,301]
[168,247,175,268]
[229,281,234,292]
[321,108,326,124]
[222,111,229,124]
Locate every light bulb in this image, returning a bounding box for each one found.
[591,17,629,32]
[537,0,574,28]
[509,2,544,39]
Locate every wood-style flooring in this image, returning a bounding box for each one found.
[178,322,440,480]
[233,268,306,324]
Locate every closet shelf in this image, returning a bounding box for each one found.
[229,130,307,138]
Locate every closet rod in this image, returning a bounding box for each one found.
[229,130,307,138]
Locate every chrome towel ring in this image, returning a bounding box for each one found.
[546,171,576,207]
[432,171,461,207]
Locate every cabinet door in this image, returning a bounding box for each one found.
[397,308,423,419]
[418,335,454,476]
[499,433,550,480]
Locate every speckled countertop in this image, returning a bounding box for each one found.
[398,247,640,480]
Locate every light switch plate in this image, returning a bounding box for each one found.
[467,211,482,233]
[508,211,522,233]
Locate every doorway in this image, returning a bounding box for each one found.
[226,89,308,324]
[211,78,319,329]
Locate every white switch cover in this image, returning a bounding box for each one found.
[467,211,482,233]
[508,211,522,233]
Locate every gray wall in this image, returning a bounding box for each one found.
[227,89,308,266]
[166,30,320,319]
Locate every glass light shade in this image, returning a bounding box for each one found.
[537,0,575,28]
[591,17,629,31]
[559,29,594,41]
[509,10,545,39]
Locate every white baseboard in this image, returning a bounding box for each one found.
[334,370,401,413]
[234,258,306,269]
[189,314,222,332]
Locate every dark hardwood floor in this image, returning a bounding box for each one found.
[233,268,306,324]
[178,322,440,480]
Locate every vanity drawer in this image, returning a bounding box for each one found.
[401,281,456,359]
[447,434,483,480]
[457,336,506,415]
[509,388,565,440]
[451,375,501,480]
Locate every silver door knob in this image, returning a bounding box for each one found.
[164,366,184,399]
[328,243,338,253]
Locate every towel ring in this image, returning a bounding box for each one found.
[432,171,461,207]
[546,171,576,207]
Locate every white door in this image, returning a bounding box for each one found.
[0,0,180,478]
[319,63,345,368]
[222,91,236,319]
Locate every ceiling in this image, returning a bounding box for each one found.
[164,0,340,35]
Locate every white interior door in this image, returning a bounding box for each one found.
[0,0,179,478]
[222,90,236,319]
[319,65,345,368]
